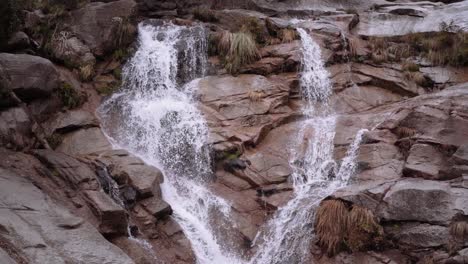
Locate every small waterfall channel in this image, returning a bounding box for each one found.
[249,28,367,264]
[98,20,367,264]
[98,22,243,264]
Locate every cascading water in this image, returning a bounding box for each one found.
[250,28,365,264]
[98,22,242,264]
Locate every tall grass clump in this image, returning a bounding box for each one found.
[314,199,384,256]
[212,30,259,75]
[315,199,349,256]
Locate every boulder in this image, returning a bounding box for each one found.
[140,197,172,219]
[57,127,112,156]
[83,190,128,235]
[111,164,164,199]
[50,35,96,67]
[0,168,134,263]
[354,142,404,182]
[0,53,59,102]
[378,178,455,223]
[6,31,31,51]
[69,0,137,56]
[33,149,97,189]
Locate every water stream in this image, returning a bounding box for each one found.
[98,22,366,264]
[98,23,242,264]
[249,28,365,264]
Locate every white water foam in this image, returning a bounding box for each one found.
[250,28,366,264]
[98,23,242,264]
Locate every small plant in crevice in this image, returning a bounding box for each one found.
[247,90,265,102]
[402,61,420,72]
[110,16,136,50]
[448,219,468,254]
[278,28,299,43]
[96,82,121,96]
[56,82,86,109]
[79,64,95,82]
[46,133,63,149]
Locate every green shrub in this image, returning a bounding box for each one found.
[56,82,86,109]
[96,83,120,96]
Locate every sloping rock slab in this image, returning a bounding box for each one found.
[0,168,134,263]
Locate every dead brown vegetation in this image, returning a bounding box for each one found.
[314,199,384,256]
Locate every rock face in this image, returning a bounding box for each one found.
[69,0,137,56]
[0,53,59,102]
[0,168,134,264]
[1,0,468,263]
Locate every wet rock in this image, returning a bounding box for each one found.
[69,0,137,56]
[0,168,133,263]
[57,127,112,156]
[140,197,172,219]
[351,63,419,96]
[84,190,128,236]
[111,164,164,199]
[33,149,96,189]
[0,53,59,102]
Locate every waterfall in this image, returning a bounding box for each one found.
[98,22,242,264]
[250,28,365,264]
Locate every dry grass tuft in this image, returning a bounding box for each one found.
[248,90,265,102]
[346,206,384,252]
[315,199,349,256]
[402,61,420,72]
[394,126,417,139]
[279,28,298,43]
[79,64,94,82]
[224,32,260,74]
[450,221,468,240]
[405,72,432,87]
[315,200,384,256]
